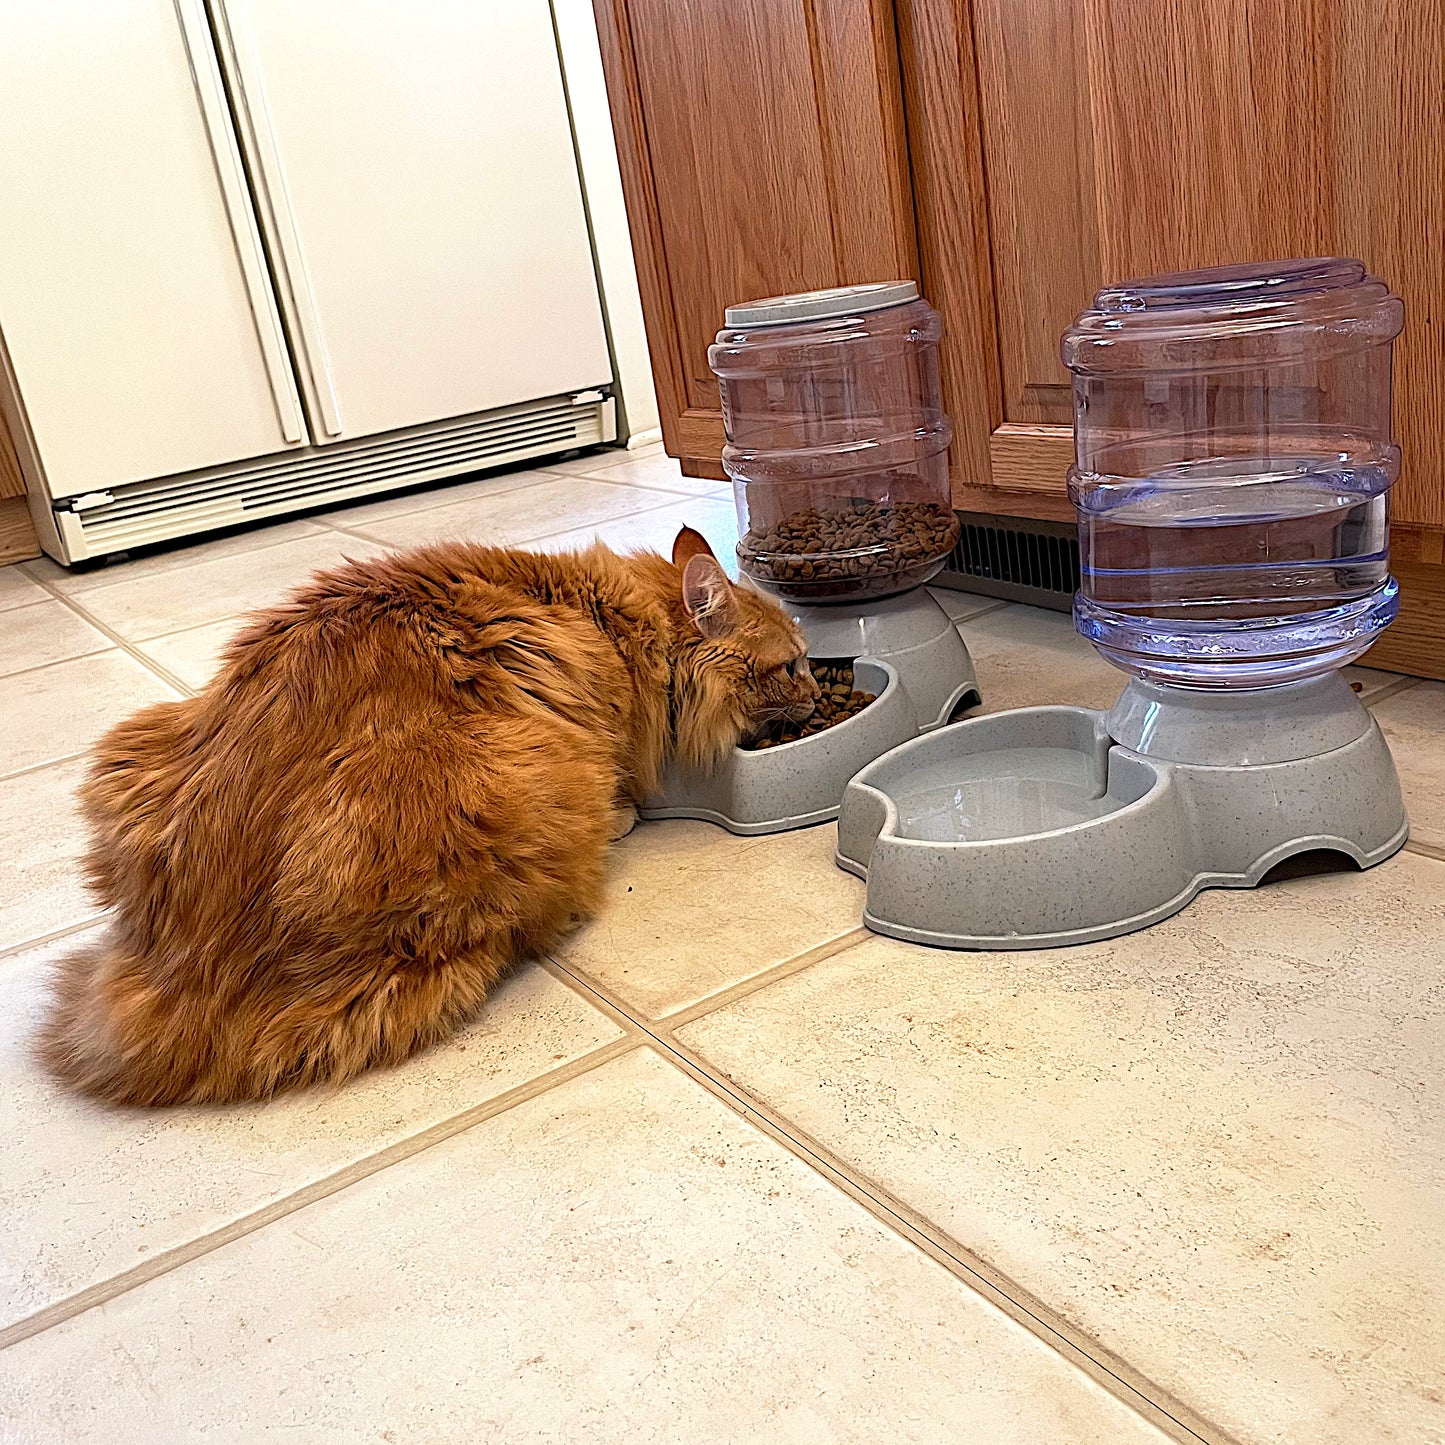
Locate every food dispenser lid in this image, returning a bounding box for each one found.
[724,281,918,329]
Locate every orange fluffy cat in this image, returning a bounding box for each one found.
[41,527,818,1105]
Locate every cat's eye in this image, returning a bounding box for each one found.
[786,657,808,679]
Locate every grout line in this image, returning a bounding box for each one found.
[0,595,57,617]
[543,955,1230,1445]
[544,927,869,1037]
[18,522,336,599]
[313,457,692,538]
[319,516,404,546]
[0,642,118,686]
[537,959,655,1042]
[647,1035,1229,1445]
[533,461,729,502]
[333,487,722,552]
[314,470,560,535]
[1,574,55,611]
[0,1033,639,1353]
[115,615,243,653]
[0,914,107,963]
[23,574,199,698]
[1362,674,1426,707]
[0,750,89,786]
[1404,837,1445,863]
[940,597,1010,626]
[662,928,869,1028]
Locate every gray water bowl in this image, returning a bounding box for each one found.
[837,674,1409,949]
[641,658,918,835]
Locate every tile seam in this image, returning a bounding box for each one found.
[332,487,718,550]
[532,462,731,501]
[939,596,1011,625]
[1363,674,1427,707]
[651,1032,1230,1445]
[0,594,57,617]
[0,641,120,686]
[23,574,197,697]
[19,522,340,600]
[0,751,90,786]
[544,954,1233,1445]
[0,1034,638,1353]
[0,913,107,963]
[539,927,871,1037]
[314,469,566,535]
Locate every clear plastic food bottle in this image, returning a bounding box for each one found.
[1061,258,1404,687]
[709,282,959,604]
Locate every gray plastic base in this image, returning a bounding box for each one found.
[837,674,1409,949]
[641,658,917,835]
[640,591,980,835]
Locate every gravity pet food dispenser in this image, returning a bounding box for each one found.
[837,259,1409,946]
[642,282,980,834]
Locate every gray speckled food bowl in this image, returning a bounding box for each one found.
[837,673,1408,949]
[641,658,918,835]
[640,589,980,835]
[789,590,979,730]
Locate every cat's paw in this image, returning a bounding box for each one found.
[608,802,639,841]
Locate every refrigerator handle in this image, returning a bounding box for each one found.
[207,0,345,439]
[171,0,307,445]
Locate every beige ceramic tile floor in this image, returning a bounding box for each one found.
[1,442,1441,1443]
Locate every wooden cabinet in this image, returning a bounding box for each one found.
[596,0,1445,677]
[0,416,40,566]
[593,0,917,475]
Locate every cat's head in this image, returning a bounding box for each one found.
[668,527,820,767]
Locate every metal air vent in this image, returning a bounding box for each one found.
[934,511,1080,613]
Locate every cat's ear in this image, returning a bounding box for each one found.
[672,526,716,569]
[681,554,739,639]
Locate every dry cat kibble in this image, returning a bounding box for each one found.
[738,498,961,600]
[745,660,877,749]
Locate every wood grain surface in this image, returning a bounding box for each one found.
[962,0,1444,525]
[591,0,917,464]
[894,0,1003,488]
[0,496,40,565]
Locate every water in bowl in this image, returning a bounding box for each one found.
[893,747,1114,843]
[1072,454,1398,688]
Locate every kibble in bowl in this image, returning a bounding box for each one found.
[744,660,878,750]
[738,495,961,603]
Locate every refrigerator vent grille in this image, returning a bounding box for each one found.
[57,395,612,559]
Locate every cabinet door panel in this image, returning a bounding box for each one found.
[1320,0,1445,531]
[969,0,1445,529]
[972,0,1098,426]
[0,0,304,499]
[595,0,917,464]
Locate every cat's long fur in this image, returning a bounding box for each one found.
[40,529,817,1105]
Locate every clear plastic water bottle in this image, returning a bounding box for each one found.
[1061,258,1404,687]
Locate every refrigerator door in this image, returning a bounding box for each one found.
[0,0,307,502]
[212,0,614,446]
